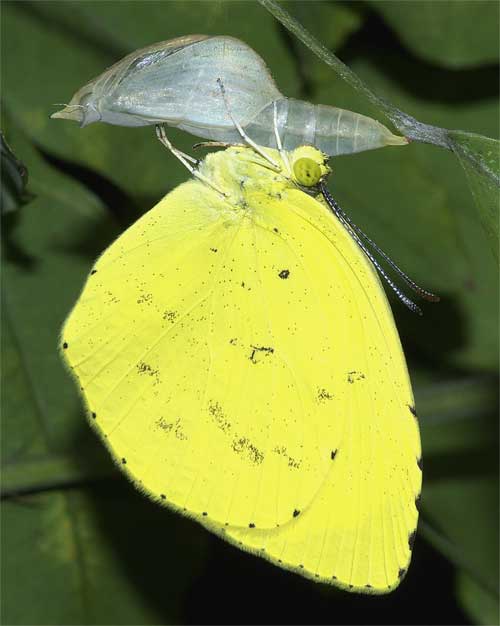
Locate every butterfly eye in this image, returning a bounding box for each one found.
[292,158,322,187]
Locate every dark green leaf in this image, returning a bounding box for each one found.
[368,0,500,69]
[416,377,498,457]
[421,477,499,624]
[2,486,210,625]
[448,131,500,260]
[296,2,362,52]
[458,572,500,625]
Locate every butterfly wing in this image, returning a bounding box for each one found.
[61,146,421,591]
[202,181,421,592]
[62,176,341,529]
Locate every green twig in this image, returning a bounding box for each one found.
[257,0,450,147]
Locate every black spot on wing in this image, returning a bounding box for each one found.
[273,445,301,469]
[90,269,97,275]
[232,436,264,465]
[293,509,300,518]
[398,568,407,580]
[347,371,365,384]
[408,404,418,419]
[157,417,187,440]
[408,530,416,550]
[317,388,333,402]
[160,494,166,500]
[249,523,255,529]
[137,292,153,304]
[62,342,68,350]
[208,401,231,433]
[137,361,160,385]
[91,412,96,419]
[278,269,290,279]
[104,290,119,305]
[163,310,178,323]
[330,449,338,461]
[249,345,274,364]
[121,457,127,465]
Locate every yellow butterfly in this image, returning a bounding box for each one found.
[61,140,422,593]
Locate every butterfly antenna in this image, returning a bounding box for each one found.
[323,187,439,302]
[321,184,440,307]
[344,218,423,315]
[320,184,431,315]
[273,100,291,176]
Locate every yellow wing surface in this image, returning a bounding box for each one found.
[61,145,421,593]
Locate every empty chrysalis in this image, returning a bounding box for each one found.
[51,34,407,156]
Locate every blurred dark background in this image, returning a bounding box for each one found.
[1,1,498,624]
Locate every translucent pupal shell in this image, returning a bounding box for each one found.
[52,35,407,155]
[52,35,281,130]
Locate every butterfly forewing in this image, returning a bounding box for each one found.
[62,178,336,529]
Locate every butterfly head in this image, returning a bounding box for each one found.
[289,146,330,190]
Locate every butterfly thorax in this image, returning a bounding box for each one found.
[198,145,330,212]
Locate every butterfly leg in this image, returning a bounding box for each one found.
[155,125,228,198]
[272,100,291,176]
[192,141,246,150]
[216,78,279,169]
